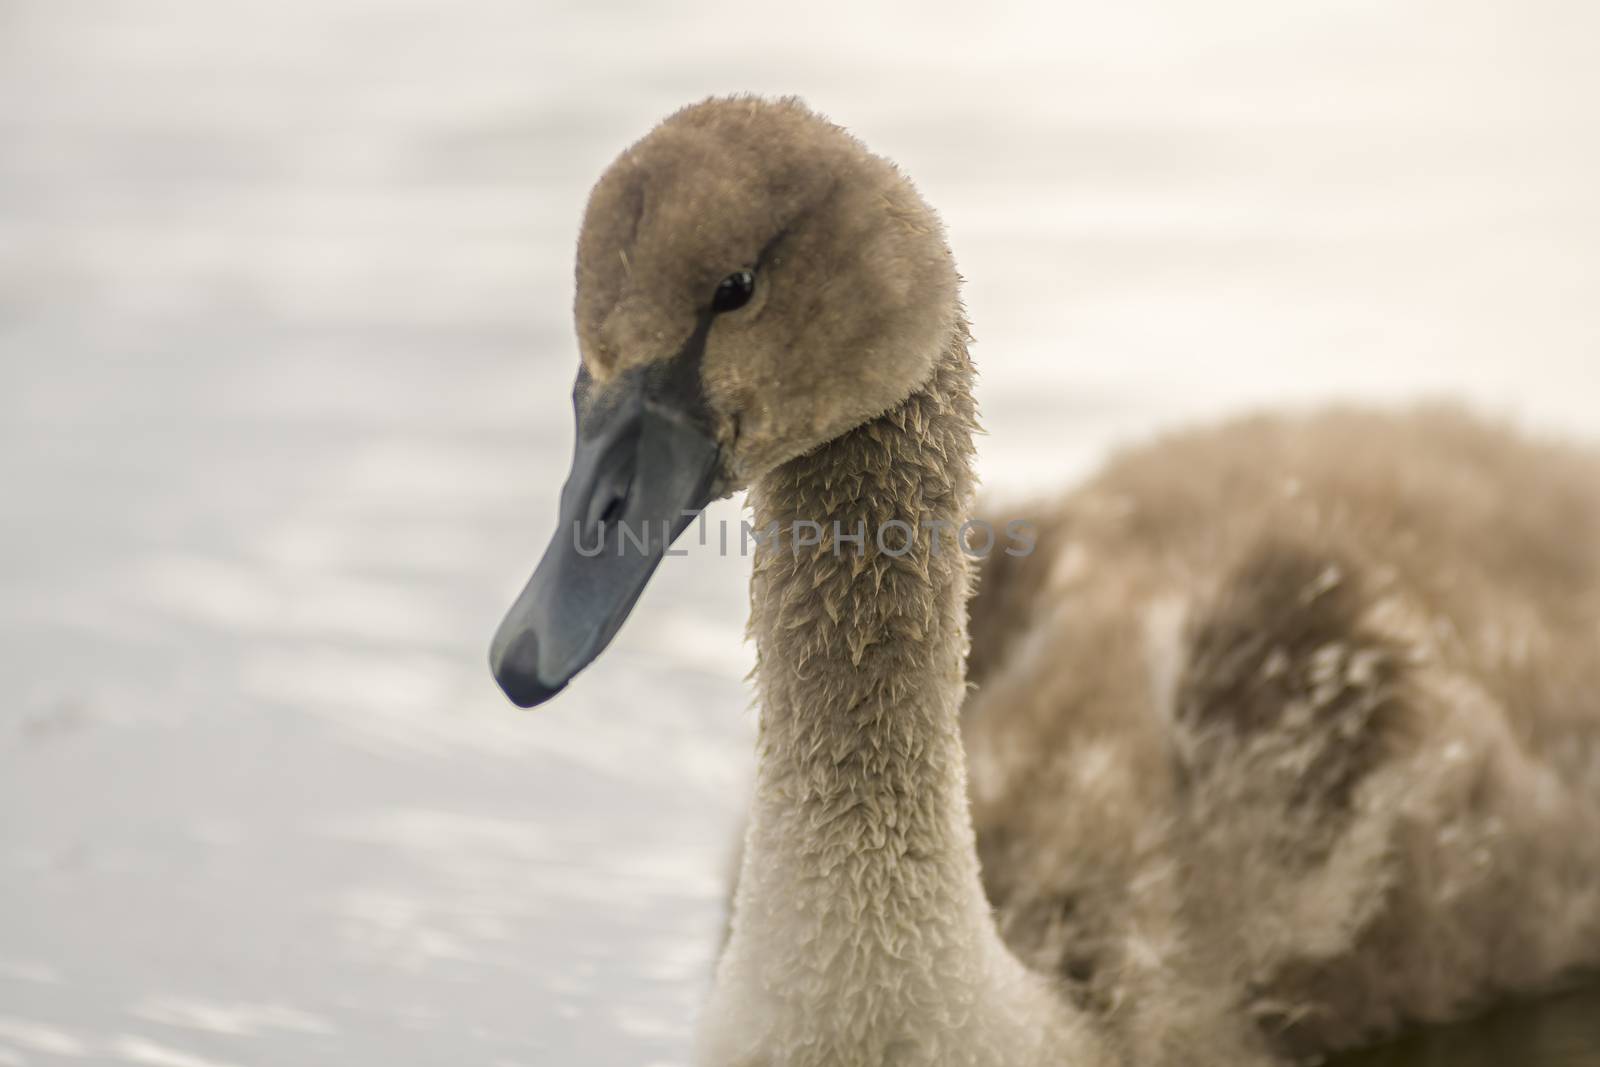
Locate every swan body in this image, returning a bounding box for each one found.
[965,407,1600,1064]
[489,96,1600,1066]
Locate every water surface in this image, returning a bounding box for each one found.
[1337,985,1600,1067]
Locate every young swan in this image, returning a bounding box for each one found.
[491,97,1600,1066]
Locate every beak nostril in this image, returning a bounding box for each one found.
[585,450,637,534]
[589,462,634,533]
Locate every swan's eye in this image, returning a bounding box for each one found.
[711,270,755,313]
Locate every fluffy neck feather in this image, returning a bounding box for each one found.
[697,336,1094,1067]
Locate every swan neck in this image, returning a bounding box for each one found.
[744,341,980,859]
[704,334,1073,1057]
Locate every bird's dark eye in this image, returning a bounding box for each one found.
[711,270,755,313]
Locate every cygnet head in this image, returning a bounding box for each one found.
[491,96,960,707]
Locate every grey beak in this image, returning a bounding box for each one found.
[490,328,722,707]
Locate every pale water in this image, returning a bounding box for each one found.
[2,2,1598,1065]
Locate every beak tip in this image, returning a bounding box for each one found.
[504,677,565,708]
[490,632,567,708]
[497,668,567,709]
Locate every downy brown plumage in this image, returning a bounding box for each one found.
[495,95,1600,1066]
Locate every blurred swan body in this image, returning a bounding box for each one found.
[491,96,1600,1066]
